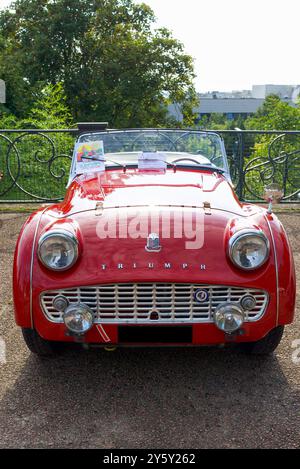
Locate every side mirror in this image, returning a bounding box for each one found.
[264,184,284,213]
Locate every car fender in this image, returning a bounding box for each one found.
[13,208,48,327]
[265,213,296,325]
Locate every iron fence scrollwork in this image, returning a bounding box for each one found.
[0,128,299,203]
[0,129,77,202]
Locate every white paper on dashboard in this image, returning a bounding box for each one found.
[138,152,167,170]
[75,140,106,174]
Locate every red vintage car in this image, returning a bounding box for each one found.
[13,129,296,356]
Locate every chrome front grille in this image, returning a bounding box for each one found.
[40,283,269,324]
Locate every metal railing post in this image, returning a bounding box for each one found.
[234,128,245,200]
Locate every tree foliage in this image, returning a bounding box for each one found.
[196,113,247,130]
[0,82,72,128]
[0,0,198,127]
[245,94,300,131]
[244,95,300,158]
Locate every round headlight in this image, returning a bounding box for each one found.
[214,303,245,333]
[63,304,94,334]
[229,230,270,270]
[38,230,79,271]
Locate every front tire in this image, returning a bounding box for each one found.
[239,326,284,355]
[22,328,63,357]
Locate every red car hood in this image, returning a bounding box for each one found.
[35,168,274,290]
[47,169,262,219]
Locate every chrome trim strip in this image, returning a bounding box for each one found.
[265,215,280,325]
[30,208,48,328]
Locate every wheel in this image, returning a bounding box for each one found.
[239,326,284,355]
[22,328,63,357]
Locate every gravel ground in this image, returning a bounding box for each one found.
[0,211,299,449]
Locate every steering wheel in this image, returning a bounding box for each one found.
[171,157,203,165]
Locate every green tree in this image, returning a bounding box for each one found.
[0,82,73,128]
[23,83,73,129]
[196,112,248,131]
[245,94,300,131]
[0,0,198,127]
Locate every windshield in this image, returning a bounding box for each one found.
[70,129,229,181]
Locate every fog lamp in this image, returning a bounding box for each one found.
[63,303,94,334]
[214,303,245,333]
[53,295,69,312]
[241,295,256,311]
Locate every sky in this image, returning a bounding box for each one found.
[0,0,299,92]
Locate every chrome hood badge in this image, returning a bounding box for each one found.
[145,233,161,252]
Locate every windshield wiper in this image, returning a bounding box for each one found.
[81,156,127,172]
[81,156,100,161]
[193,165,225,174]
[81,156,224,174]
[166,162,225,174]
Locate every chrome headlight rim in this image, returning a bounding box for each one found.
[38,229,79,271]
[228,229,270,271]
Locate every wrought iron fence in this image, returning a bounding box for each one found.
[0,128,299,203]
[0,129,77,203]
[218,130,300,202]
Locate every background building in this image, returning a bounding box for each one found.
[251,84,299,101]
[195,97,264,120]
[169,84,300,122]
